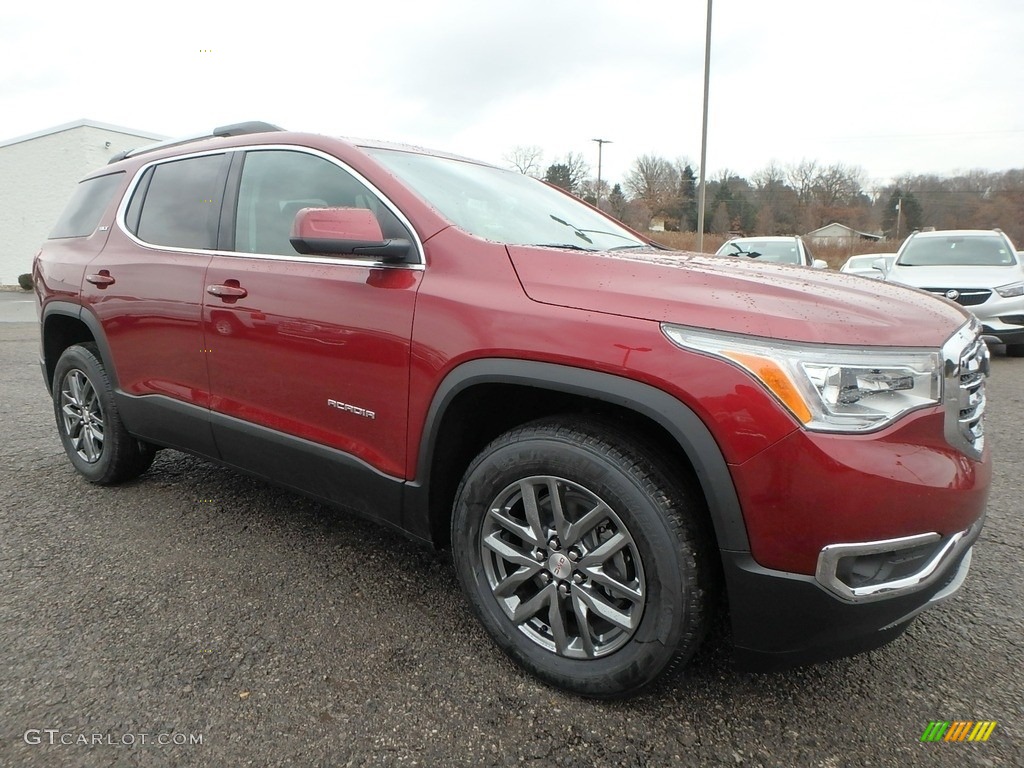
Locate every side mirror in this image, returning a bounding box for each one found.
[871,258,888,274]
[289,207,412,262]
[811,259,828,269]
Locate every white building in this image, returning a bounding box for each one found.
[0,120,164,286]
[805,221,883,249]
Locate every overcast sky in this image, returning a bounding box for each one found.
[2,0,1022,191]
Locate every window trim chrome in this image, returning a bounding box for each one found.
[114,144,426,270]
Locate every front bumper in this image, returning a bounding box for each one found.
[980,322,1024,346]
[958,295,1024,345]
[725,518,980,670]
[722,413,987,670]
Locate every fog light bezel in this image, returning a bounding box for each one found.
[815,529,971,603]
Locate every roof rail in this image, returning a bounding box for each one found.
[108,121,285,164]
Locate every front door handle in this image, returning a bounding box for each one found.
[206,282,248,300]
[86,271,115,288]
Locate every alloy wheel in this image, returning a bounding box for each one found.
[480,475,646,659]
[59,369,105,463]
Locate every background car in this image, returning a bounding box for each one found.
[883,229,1024,356]
[840,253,895,278]
[715,236,827,268]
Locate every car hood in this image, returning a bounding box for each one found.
[506,246,969,347]
[886,264,1022,289]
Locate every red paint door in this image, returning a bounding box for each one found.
[202,148,422,479]
[85,153,229,408]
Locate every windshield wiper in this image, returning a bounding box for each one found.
[549,215,594,245]
[547,215,647,249]
[530,243,592,251]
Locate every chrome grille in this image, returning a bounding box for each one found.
[942,322,989,458]
[923,288,991,307]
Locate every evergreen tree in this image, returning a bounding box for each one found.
[710,202,731,235]
[544,163,573,193]
[882,188,924,239]
[677,164,697,230]
[607,184,628,221]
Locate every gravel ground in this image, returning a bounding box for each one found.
[0,321,1021,767]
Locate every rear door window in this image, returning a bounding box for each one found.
[133,154,229,250]
[49,173,125,239]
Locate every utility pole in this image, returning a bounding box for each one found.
[895,197,902,241]
[592,138,612,210]
[696,0,713,252]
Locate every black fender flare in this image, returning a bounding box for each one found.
[409,358,750,553]
[39,301,121,392]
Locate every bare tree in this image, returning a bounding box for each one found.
[786,159,821,232]
[786,159,819,205]
[813,163,865,208]
[751,161,787,193]
[504,145,544,177]
[562,152,591,193]
[751,162,794,234]
[625,154,678,211]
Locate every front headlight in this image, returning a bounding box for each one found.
[662,324,942,432]
[995,281,1024,298]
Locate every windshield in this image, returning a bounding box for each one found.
[897,235,1016,267]
[717,240,802,264]
[366,148,645,251]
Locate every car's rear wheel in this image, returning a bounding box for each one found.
[53,343,156,484]
[451,417,712,698]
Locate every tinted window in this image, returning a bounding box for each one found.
[235,150,410,257]
[49,173,125,239]
[135,154,229,249]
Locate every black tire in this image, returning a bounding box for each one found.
[451,417,712,698]
[1005,343,1024,358]
[52,343,156,485]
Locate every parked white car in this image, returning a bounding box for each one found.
[840,253,895,279]
[881,229,1023,356]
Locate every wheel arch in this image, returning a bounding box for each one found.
[39,302,117,393]
[404,359,750,555]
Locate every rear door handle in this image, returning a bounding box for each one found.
[86,271,115,288]
[206,283,248,299]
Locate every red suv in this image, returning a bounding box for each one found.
[34,122,990,697]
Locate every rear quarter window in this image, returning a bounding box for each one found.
[49,173,125,239]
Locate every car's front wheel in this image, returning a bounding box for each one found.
[451,418,713,698]
[52,343,156,484]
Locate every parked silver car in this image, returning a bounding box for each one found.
[880,229,1023,355]
[716,236,827,268]
[840,253,895,279]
